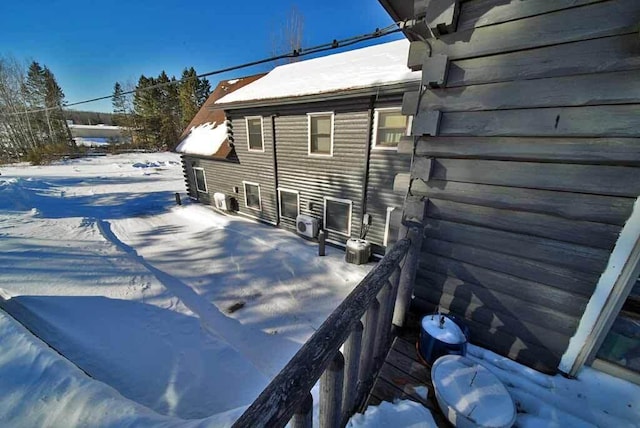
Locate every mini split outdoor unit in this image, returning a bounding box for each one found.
[213,192,232,211]
[296,214,319,238]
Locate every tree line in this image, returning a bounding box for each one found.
[0,55,211,164]
[0,57,72,163]
[111,68,211,150]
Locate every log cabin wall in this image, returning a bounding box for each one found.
[401,0,640,373]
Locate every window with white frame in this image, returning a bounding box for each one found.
[193,167,207,193]
[372,108,411,149]
[278,189,299,220]
[324,197,352,236]
[246,117,264,151]
[308,112,333,155]
[243,181,262,211]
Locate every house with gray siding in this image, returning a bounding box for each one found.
[178,39,420,254]
[379,0,640,384]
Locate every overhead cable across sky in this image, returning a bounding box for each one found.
[1,19,417,117]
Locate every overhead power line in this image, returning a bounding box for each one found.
[2,19,414,117]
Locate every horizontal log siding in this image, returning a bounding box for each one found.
[406,0,640,373]
[365,96,410,251]
[181,155,197,200]
[273,106,369,243]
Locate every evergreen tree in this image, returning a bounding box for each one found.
[178,68,199,128]
[112,82,126,120]
[178,67,212,128]
[22,62,48,144]
[130,67,211,150]
[111,81,135,144]
[21,61,71,148]
[157,71,181,148]
[42,66,71,146]
[133,75,162,147]
[196,73,211,108]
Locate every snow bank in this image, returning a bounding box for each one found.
[467,344,640,428]
[216,39,419,104]
[0,309,245,427]
[347,400,437,428]
[0,152,373,424]
[175,121,228,156]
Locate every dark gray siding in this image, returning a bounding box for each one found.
[274,108,369,244]
[179,114,278,225]
[228,115,278,224]
[365,95,410,252]
[403,0,640,373]
[228,95,417,249]
[183,154,239,207]
[180,93,418,249]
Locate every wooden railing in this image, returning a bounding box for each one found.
[231,237,412,428]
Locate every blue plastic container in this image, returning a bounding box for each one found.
[418,314,469,366]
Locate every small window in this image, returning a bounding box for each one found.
[246,117,264,151]
[373,108,410,150]
[324,197,352,236]
[596,277,640,374]
[193,167,207,193]
[243,181,262,211]
[278,189,299,220]
[308,112,333,156]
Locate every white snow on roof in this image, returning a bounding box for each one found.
[175,122,228,156]
[216,39,419,104]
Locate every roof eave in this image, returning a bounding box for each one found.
[213,80,421,111]
[377,0,418,41]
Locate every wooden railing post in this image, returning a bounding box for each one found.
[393,227,423,328]
[291,393,313,428]
[374,278,395,361]
[230,239,410,428]
[320,351,345,428]
[342,321,363,422]
[359,298,380,388]
[382,266,401,346]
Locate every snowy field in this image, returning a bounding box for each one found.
[1,152,639,428]
[0,152,370,425]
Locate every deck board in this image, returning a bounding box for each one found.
[365,334,450,427]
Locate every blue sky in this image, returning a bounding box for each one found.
[0,1,400,112]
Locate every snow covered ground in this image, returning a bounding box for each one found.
[0,152,370,424]
[1,152,639,428]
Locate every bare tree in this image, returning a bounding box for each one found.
[0,56,37,161]
[271,5,305,64]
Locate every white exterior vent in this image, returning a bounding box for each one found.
[213,192,232,211]
[296,214,319,238]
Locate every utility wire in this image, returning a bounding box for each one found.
[2,20,414,117]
